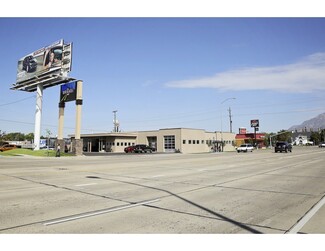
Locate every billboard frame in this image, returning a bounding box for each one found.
[10,39,75,151]
[11,39,73,92]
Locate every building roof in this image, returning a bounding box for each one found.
[69,132,137,138]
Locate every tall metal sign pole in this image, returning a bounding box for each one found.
[34,84,43,150]
[251,119,259,148]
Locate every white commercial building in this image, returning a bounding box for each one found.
[73,128,236,154]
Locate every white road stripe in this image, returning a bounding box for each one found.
[75,183,97,187]
[43,199,160,226]
[287,195,325,234]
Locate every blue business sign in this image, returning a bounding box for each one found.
[60,81,77,103]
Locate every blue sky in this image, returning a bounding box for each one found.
[1,17,325,137]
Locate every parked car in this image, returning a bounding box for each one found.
[124,145,136,153]
[133,144,156,153]
[319,142,325,148]
[0,144,17,152]
[237,144,254,153]
[275,141,292,153]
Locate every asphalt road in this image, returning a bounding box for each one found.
[1,147,325,234]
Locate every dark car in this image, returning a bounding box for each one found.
[22,56,38,73]
[275,141,292,153]
[124,145,136,153]
[133,144,156,153]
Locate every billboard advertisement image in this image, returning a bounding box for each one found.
[15,39,72,85]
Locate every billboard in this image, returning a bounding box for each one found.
[251,119,259,128]
[60,81,77,103]
[239,127,247,134]
[15,39,72,85]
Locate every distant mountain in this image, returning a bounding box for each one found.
[288,112,325,132]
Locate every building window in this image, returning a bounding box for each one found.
[117,142,120,146]
[183,140,186,144]
[202,140,204,144]
[164,135,175,152]
[189,140,192,144]
[197,140,200,144]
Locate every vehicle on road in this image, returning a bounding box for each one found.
[237,144,254,153]
[124,145,136,153]
[0,144,17,152]
[133,144,156,153]
[275,141,292,153]
[319,142,325,148]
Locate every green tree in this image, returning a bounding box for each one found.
[4,132,25,141]
[320,129,325,142]
[276,130,292,143]
[25,133,34,142]
[310,131,321,145]
[264,133,272,147]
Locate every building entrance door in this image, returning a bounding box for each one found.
[147,136,157,150]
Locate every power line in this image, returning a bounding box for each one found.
[0,95,36,107]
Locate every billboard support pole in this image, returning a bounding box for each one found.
[58,102,65,140]
[75,80,83,140]
[72,80,83,156]
[34,84,43,150]
[56,102,65,154]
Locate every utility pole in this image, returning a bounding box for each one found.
[228,107,233,133]
[220,98,236,152]
[113,110,118,132]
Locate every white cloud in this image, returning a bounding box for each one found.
[165,53,325,93]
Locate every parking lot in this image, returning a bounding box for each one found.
[1,147,325,234]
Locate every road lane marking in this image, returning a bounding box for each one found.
[43,199,160,226]
[287,195,325,234]
[75,183,97,187]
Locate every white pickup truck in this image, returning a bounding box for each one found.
[237,144,254,153]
